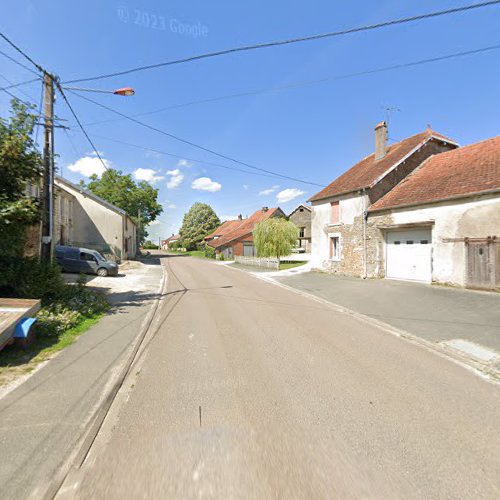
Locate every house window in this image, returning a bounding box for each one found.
[299,227,305,238]
[330,201,340,224]
[329,236,340,260]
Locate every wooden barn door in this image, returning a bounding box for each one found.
[466,238,498,290]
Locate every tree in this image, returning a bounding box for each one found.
[84,169,163,243]
[253,217,298,260]
[0,99,42,255]
[179,203,220,250]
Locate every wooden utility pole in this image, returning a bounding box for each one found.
[40,72,55,261]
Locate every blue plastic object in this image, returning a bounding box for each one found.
[14,317,37,338]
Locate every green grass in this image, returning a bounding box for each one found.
[0,313,104,386]
[279,261,307,270]
[167,249,212,259]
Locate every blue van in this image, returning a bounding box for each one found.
[55,246,119,277]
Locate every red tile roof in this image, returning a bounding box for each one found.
[369,136,500,212]
[208,208,283,249]
[162,234,180,245]
[204,220,240,240]
[308,129,456,202]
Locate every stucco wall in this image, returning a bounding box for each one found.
[311,192,368,276]
[367,194,500,285]
[56,181,126,258]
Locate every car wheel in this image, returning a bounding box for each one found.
[97,268,108,277]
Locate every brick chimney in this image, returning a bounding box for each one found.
[262,206,269,212]
[374,121,388,161]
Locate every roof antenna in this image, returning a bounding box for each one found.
[381,105,401,142]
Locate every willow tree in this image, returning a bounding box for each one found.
[253,217,298,260]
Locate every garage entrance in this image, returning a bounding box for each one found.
[386,228,432,282]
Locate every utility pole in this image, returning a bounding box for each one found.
[40,72,55,261]
[137,208,141,249]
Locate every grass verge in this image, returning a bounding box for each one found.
[168,250,213,259]
[0,313,104,388]
[279,261,307,270]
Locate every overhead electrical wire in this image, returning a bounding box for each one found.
[55,83,110,173]
[67,90,326,187]
[77,132,299,182]
[0,33,44,74]
[80,43,500,128]
[63,0,500,84]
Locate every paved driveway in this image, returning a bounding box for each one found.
[276,273,500,353]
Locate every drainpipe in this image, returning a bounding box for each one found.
[362,188,368,279]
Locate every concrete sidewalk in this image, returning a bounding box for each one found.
[0,257,164,500]
[275,272,500,359]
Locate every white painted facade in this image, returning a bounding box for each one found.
[54,177,137,260]
[370,193,500,286]
[310,192,367,269]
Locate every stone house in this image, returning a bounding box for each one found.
[366,136,500,289]
[308,122,458,277]
[287,204,312,253]
[207,207,285,259]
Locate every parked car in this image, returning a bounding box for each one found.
[55,245,119,277]
[291,247,306,253]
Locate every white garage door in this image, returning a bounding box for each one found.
[386,229,432,282]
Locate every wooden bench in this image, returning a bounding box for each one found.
[0,298,41,351]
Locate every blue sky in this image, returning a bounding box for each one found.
[1,1,499,241]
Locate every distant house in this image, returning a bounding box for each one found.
[161,234,180,249]
[308,122,458,277]
[288,204,312,253]
[53,176,137,260]
[367,136,500,288]
[207,207,285,259]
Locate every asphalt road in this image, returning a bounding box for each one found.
[59,255,500,499]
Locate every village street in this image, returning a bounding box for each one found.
[56,254,500,500]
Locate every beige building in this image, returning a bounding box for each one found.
[54,177,137,260]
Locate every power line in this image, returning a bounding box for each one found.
[0,73,38,102]
[63,1,500,84]
[0,76,41,91]
[77,132,299,182]
[0,84,36,107]
[68,90,326,187]
[80,43,500,128]
[55,83,109,173]
[0,33,44,74]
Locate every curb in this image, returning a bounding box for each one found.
[41,262,168,500]
[225,264,500,384]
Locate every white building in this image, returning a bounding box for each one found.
[367,136,500,289]
[53,177,137,261]
[309,123,457,278]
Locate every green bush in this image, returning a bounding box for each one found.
[0,257,65,303]
[204,244,216,259]
[0,256,109,338]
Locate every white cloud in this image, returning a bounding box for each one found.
[243,184,249,191]
[67,156,110,177]
[259,185,280,196]
[166,168,184,189]
[177,159,192,168]
[166,203,176,209]
[220,215,239,221]
[149,220,160,226]
[191,177,222,192]
[276,188,305,203]
[133,168,164,183]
